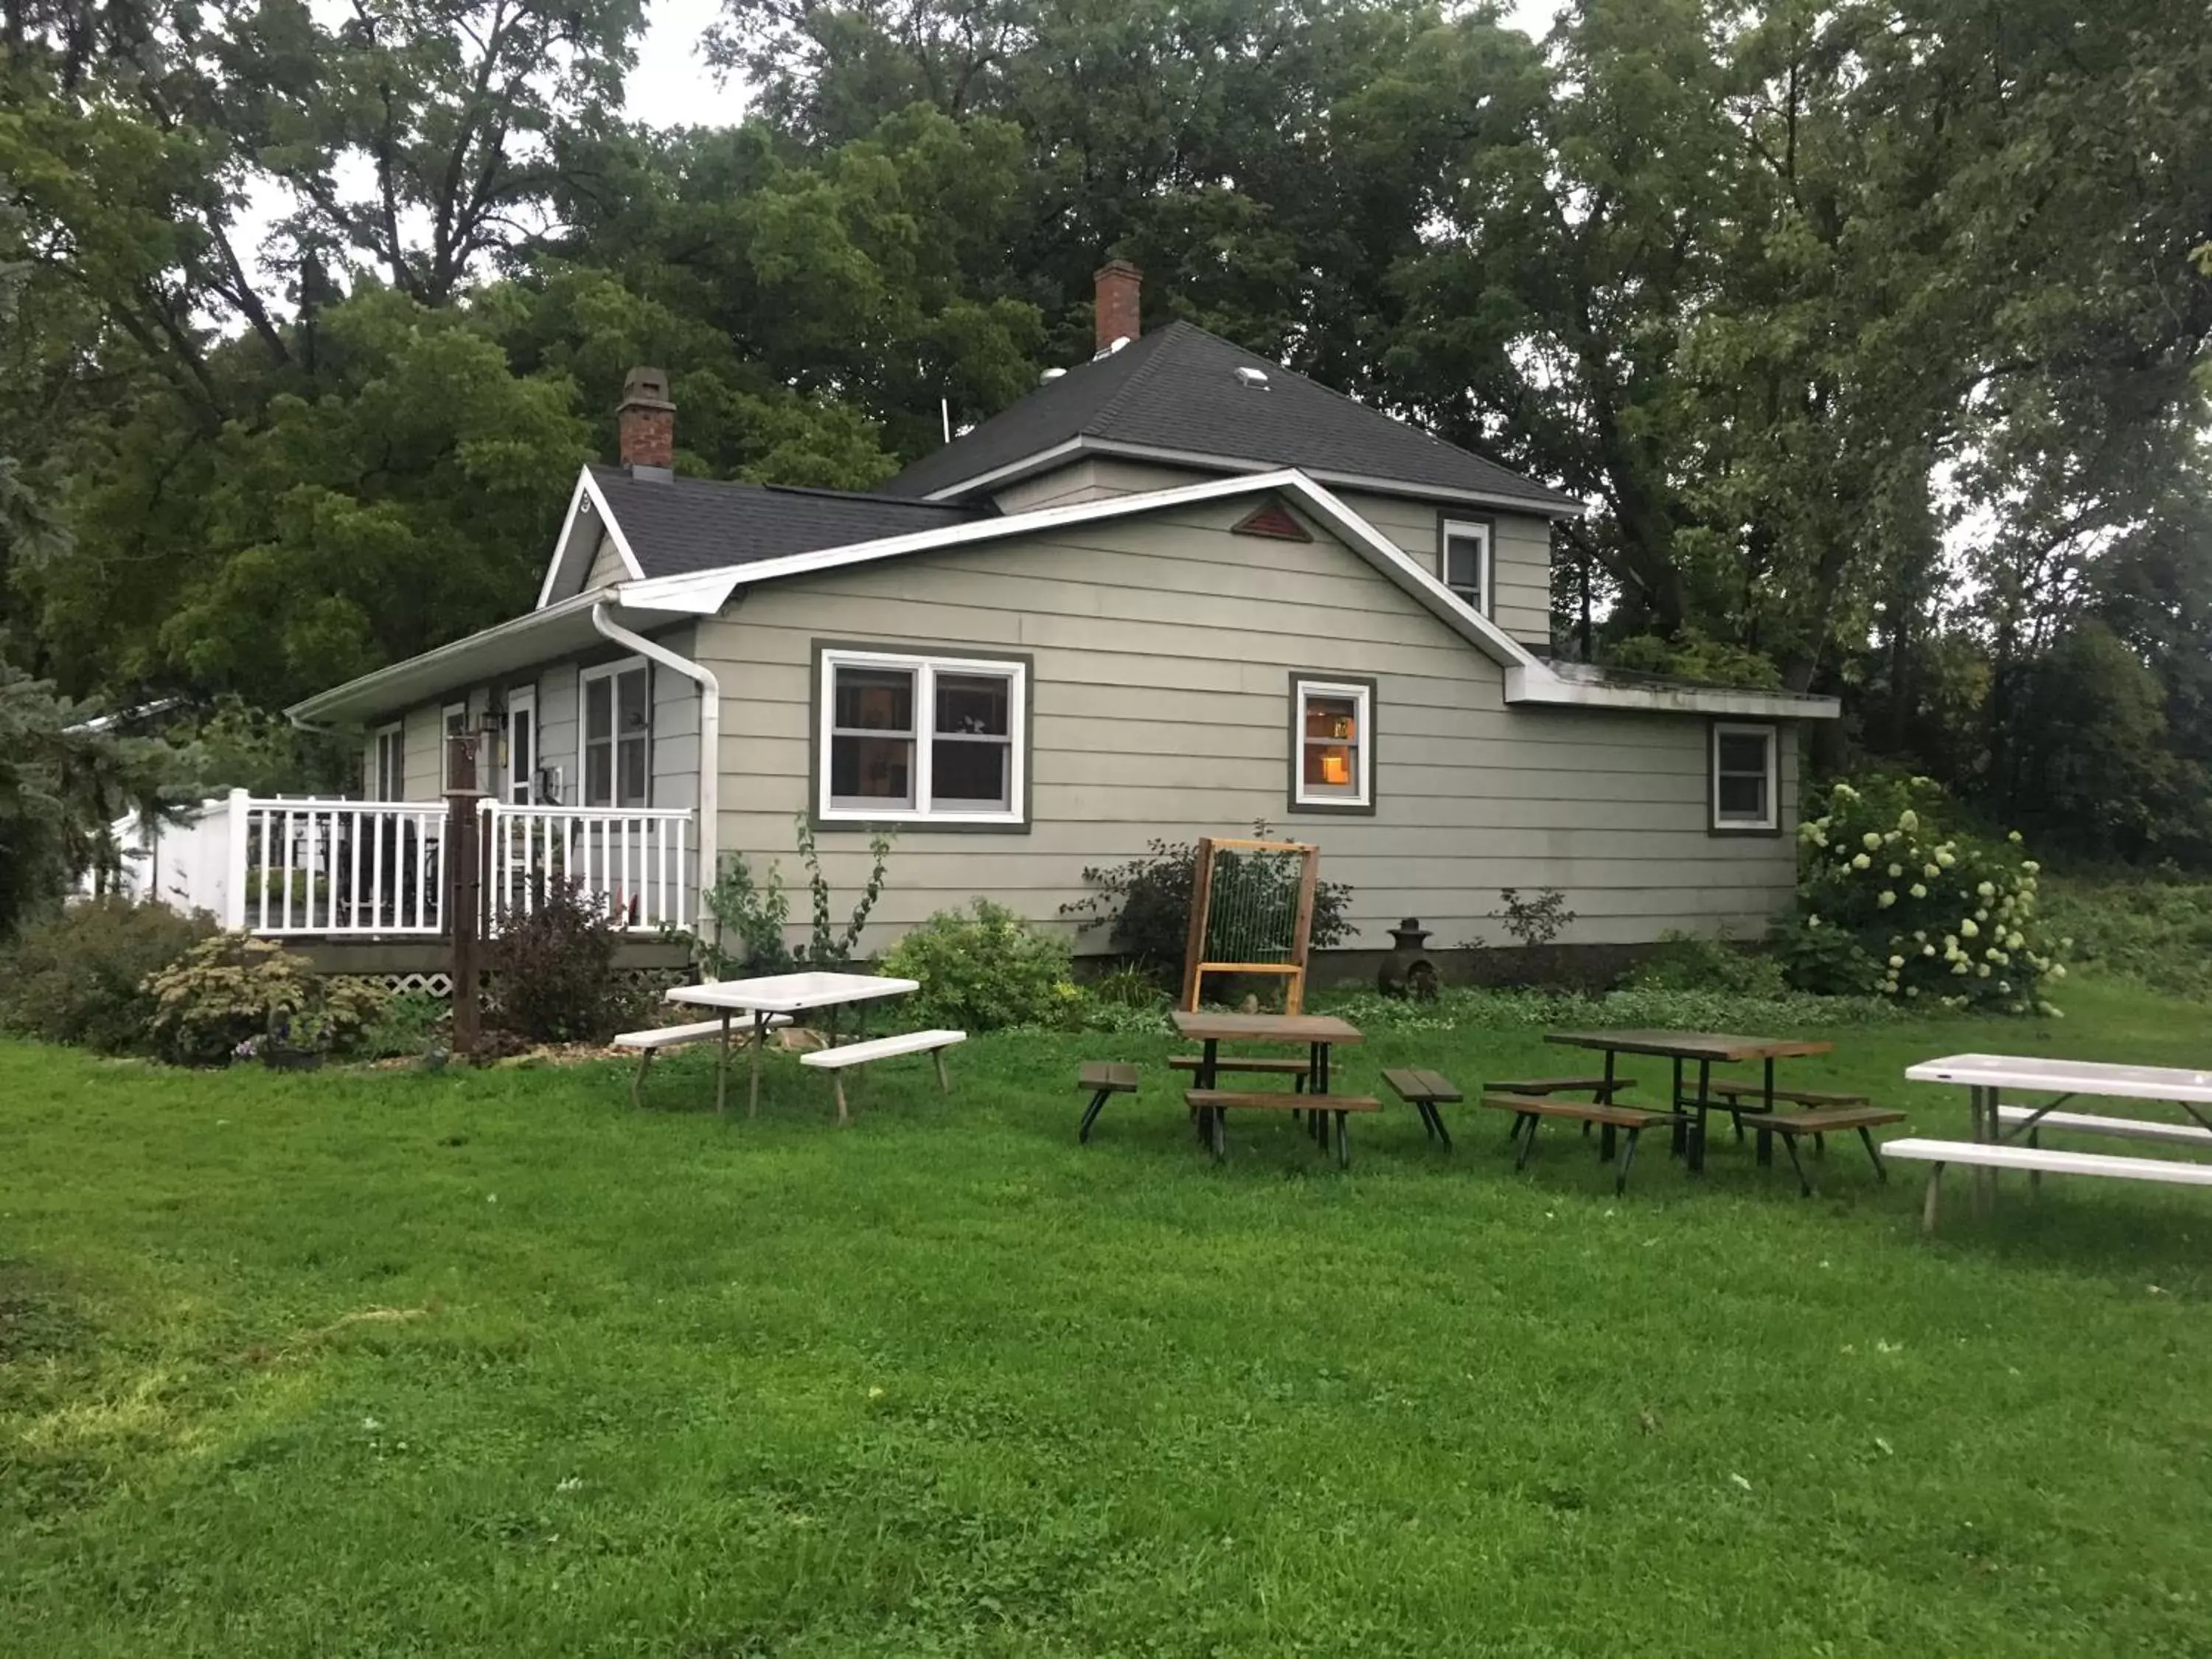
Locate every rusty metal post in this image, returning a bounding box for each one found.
[445,732,487,1060]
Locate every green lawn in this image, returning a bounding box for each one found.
[4,978,2211,1657]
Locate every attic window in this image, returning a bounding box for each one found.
[1234,500,1312,542]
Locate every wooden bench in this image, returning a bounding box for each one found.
[1488,1074,1637,1097]
[1703,1077,1870,1147]
[1077,1061,1140,1143]
[1183,1088,1381,1167]
[1884,1136,2212,1233]
[801,1029,965,1125]
[1479,1093,1683,1195]
[1382,1067,1461,1149]
[1994,1105,2212,1150]
[1746,1107,1907,1195]
[1166,1054,1312,1088]
[614,1015,792,1108]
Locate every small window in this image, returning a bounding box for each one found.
[372,723,404,801]
[818,647,1026,825]
[1440,518,1493,615]
[1712,723,1778,831]
[1291,677,1374,811]
[581,661,652,807]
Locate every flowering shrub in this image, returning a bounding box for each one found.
[1792,776,2067,1015]
[880,900,1077,1032]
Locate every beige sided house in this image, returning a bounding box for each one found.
[281,264,1839,959]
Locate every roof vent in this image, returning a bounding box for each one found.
[1234,366,1270,389]
[1040,366,1068,384]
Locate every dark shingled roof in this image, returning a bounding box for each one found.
[589,465,994,578]
[881,321,1581,512]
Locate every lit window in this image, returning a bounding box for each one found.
[819,648,1026,825]
[1440,518,1492,615]
[1292,677,1374,811]
[1712,723,1778,831]
[582,660,652,807]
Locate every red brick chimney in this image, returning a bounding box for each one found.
[616,367,675,473]
[1093,260,1141,356]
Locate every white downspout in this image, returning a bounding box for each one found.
[591,601,720,948]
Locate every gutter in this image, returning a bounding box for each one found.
[591,602,720,956]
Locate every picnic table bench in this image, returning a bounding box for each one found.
[1479,1092,1684,1195]
[1885,1137,2212,1233]
[1076,1060,1140,1143]
[1382,1067,1461,1148]
[1183,1088,1380,1166]
[802,1029,965,1125]
[615,1015,793,1107]
[1992,1105,2212,1150]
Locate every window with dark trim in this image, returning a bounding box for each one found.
[1290,676,1374,811]
[1439,517,1494,615]
[817,647,1027,826]
[1711,723,1778,832]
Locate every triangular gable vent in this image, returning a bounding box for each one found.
[1233,498,1312,542]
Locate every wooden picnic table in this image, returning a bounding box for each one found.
[667,971,919,1116]
[1170,1009,1367,1160]
[1546,1029,1834,1172]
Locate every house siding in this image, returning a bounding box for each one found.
[693,496,1798,953]
[1331,489,1555,650]
[989,456,1217,513]
[582,531,630,590]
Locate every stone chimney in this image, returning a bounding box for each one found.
[1093,260,1141,356]
[616,367,675,474]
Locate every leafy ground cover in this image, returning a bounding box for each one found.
[4,978,2210,1656]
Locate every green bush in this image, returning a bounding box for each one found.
[880,900,1077,1032]
[1627,930,1788,997]
[1320,983,1907,1034]
[1061,823,1354,982]
[487,878,630,1044]
[145,935,388,1064]
[2039,877,2211,1001]
[0,897,215,1053]
[358,990,451,1060]
[1790,775,2066,1015]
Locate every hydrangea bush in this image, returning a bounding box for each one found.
[1793,776,2069,1015]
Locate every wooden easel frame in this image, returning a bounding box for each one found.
[1178,835,1321,1014]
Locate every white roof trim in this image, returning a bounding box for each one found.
[533,467,644,609]
[1503,664,1841,720]
[916,434,1585,519]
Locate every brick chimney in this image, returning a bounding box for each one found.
[1093,260,1141,356]
[616,366,675,474]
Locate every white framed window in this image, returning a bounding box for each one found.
[817,647,1026,826]
[1440,518,1493,615]
[371,723,404,801]
[580,658,653,807]
[441,702,470,790]
[1291,676,1374,811]
[1711,723,1778,832]
[505,686,538,804]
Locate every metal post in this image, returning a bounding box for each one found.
[445,734,486,1061]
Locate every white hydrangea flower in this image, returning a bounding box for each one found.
[1904,985,1919,998]
[1921,943,1935,956]
[1960,919,1979,939]
[1976,881,1995,899]
[1923,864,1941,880]
[1851,853,1871,869]
[1898,810,1919,831]
[1888,955,1905,969]
[1862,832,1883,851]
[2007,830,2023,843]
[2006,931,2024,950]
[1935,849,1957,869]
[1909,883,1927,899]
[2051,963,2067,979]
[1887,863,1903,878]
[1976,962,1991,977]
[1877,890,1896,908]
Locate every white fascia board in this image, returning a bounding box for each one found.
[919,434,1585,519]
[613,568,747,615]
[533,467,644,609]
[1503,664,1843,721]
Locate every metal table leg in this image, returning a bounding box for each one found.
[715,1010,732,1115]
[747,1009,766,1117]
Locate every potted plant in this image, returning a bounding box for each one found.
[258,1006,329,1071]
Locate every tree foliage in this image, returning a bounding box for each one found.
[0,0,2206,895]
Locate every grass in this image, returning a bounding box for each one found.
[4,977,2211,1656]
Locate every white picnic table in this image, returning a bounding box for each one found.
[1902,1053,2212,1210]
[668,971,919,1116]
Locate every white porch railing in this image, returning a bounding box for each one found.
[108,791,692,936]
[484,804,689,933]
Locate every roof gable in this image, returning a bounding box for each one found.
[538,465,995,605]
[880,321,1582,515]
